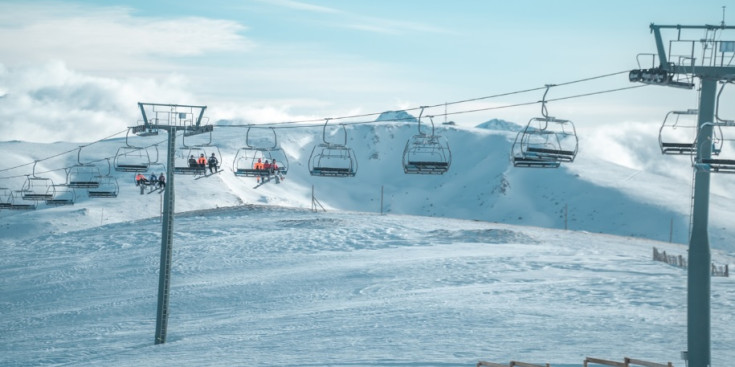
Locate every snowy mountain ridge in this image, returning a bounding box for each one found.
[0,115,732,251]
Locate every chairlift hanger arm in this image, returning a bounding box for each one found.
[417,106,426,135]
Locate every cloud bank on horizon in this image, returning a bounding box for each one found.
[0,0,733,170]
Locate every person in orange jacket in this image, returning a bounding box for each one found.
[253,158,263,170]
[254,158,264,183]
[135,173,147,186]
[197,154,207,169]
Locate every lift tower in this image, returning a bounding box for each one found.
[134,102,211,345]
[630,23,735,367]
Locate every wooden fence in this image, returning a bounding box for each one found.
[477,357,674,367]
[653,247,729,277]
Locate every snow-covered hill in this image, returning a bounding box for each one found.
[1,116,735,366]
[1,115,732,251]
[2,206,734,366]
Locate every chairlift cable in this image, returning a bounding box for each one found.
[0,70,646,180]
[0,128,129,175]
[214,69,633,129]
[0,129,174,180]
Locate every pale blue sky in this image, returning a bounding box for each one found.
[0,0,732,142]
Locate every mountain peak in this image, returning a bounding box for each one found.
[375,110,417,123]
[475,118,522,132]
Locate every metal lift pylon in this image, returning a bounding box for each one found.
[135,102,210,345]
[631,22,735,367]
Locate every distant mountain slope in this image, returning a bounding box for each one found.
[0,116,732,251]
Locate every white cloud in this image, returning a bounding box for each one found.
[0,2,253,74]
[253,0,342,14]
[0,61,197,143]
[341,16,457,36]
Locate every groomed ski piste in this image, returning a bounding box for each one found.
[1,118,735,366]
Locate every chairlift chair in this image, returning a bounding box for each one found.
[88,176,120,198]
[693,122,735,173]
[511,117,578,167]
[511,85,578,168]
[114,146,151,172]
[21,161,55,201]
[10,190,37,210]
[87,159,119,198]
[114,128,152,172]
[402,110,451,175]
[64,146,102,188]
[233,127,289,177]
[174,129,222,175]
[659,109,723,155]
[0,187,12,209]
[308,120,358,177]
[693,82,735,173]
[45,184,75,206]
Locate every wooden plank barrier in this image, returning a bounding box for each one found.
[477,361,508,367]
[624,357,673,367]
[584,357,626,367]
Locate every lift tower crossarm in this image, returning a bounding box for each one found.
[650,23,735,76]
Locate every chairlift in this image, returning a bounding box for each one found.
[693,82,735,174]
[402,107,451,174]
[114,128,152,172]
[10,190,37,210]
[511,85,578,168]
[140,144,166,175]
[173,129,222,175]
[21,161,55,201]
[693,124,735,173]
[659,109,723,155]
[308,119,358,177]
[45,184,75,206]
[0,187,11,209]
[233,127,289,177]
[87,159,119,198]
[67,146,101,188]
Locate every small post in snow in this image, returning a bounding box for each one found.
[380,185,384,215]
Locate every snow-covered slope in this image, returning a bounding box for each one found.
[1,206,734,366]
[1,116,731,250]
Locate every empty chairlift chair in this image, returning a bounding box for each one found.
[233,127,289,178]
[45,184,75,206]
[308,120,358,177]
[21,161,55,201]
[87,159,119,198]
[693,81,735,173]
[114,128,154,172]
[0,187,12,209]
[511,85,578,168]
[402,108,451,174]
[67,146,101,188]
[10,190,37,210]
[114,147,151,172]
[658,108,723,155]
